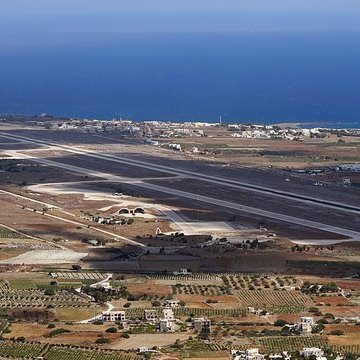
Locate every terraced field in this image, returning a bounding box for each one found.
[236,290,313,308]
[44,346,139,360]
[256,336,328,352]
[0,341,139,360]
[0,340,45,358]
[123,307,245,319]
[0,280,97,308]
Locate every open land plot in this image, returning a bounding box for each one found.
[109,333,191,350]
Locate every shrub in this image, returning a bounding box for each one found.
[105,327,117,333]
[274,319,287,327]
[330,329,344,336]
[44,288,55,296]
[93,321,104,325]
[47,328,71,338]
[95,337,111,344]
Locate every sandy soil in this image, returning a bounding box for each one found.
[0,249,87,264]
[109,333,191,350]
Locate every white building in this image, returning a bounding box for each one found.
[232,348,265,360]
[144,309,158,322]
[164,299,180,308]
[159,318,176,332]
[159,308,176,332]
[101,311,125,322]
[173,268,191,276]
[300,348,325,359]
[300,317,315,333]
[192,317,211,332]
[138,347,149,353]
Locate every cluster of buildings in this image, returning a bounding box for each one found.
[228,124,322,141]
[49,119,142,135]
[232,348,328,360]
[97,300,211,334]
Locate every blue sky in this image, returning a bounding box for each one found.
[1,1,360,47]
[1,0,360,15]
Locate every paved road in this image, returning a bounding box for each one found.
[2,145,359,242]
[0,132,359,215]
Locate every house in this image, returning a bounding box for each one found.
[232,348,265,360]
[159,308,177,332]
[164,299,180,308]
[173,268,191,276]
[101,311,125,322]
[144,309,158,322]
[192,317,211,332]
[300,317,315,333]
[162,308,174,320]
[300,348,325,359]
[138,347,149,353]
[159,318,176,332]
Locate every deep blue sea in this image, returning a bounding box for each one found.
[1,21,360,127]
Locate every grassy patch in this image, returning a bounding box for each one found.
[54,307,103,322]
[8,279,36,290]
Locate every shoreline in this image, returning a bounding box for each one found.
[1,113,360,130]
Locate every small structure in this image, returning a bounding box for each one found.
[144,309,158,322]
[138,347,149,353]
[192,317,211,332]
[87,239,100,246]
[133,207,145,214]
[101,311,125,322]
[159,308,176,332]
[118,208,130,214]
[232,348,265,360]
[159,318,176,332]
[300,348,325,360]
[300,317,315,333]
[164,299,180,308]
[173,268,191,276]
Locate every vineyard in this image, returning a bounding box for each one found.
[149,273,300,289]
[0,340,45,358]
[172,284,231,296]
[0,280,97,308]
[53,272,106,281]
[221,274,300,290]
[256,336,328,352]
[0,341,139,360]
[44,346,139,360]
[332,345,360,355]
[236,290,313,308]
[123,307,245,319]
[0,226,27,239]
[174,307,246,318]
[148,273,220,281]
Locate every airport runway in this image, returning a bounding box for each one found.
[1,133,359,241]
[1,131,359,216]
